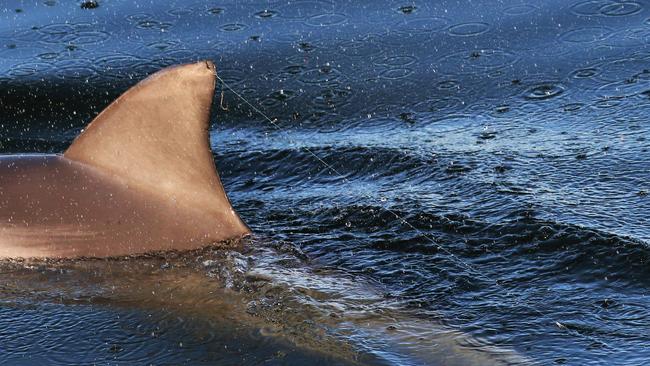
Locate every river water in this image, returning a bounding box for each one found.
[1,1,649,365]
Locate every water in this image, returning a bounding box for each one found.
[1,0,650,364]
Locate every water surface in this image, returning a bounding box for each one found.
[1,0,650,364]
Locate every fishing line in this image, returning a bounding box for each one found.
[216,74,603,347]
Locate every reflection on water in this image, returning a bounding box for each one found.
[1,0,650,364]
[0,239,526,365]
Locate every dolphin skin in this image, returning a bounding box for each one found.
[0,61,250,258]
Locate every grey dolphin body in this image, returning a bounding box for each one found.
[0,61,250,258]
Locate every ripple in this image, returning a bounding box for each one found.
[146,40,179,51]
[524,84,565,100]
[560,27,612,43]
[38,23,75,37]
[593,97,623,108]
[255,10,277,19]
[337,39,383,58]
[393,17,448,35]
[36,23,111,45]
[596,79,650,96]
[220,23,247,32]
[282,64,306,76]
[215,68,247,85]
[261,89,296,108]
[299,66,342,84]
[306,13,347,27]
[414,96,465,114]
[596,56,650,82]
[571,68,600,78]
[503,4,538,15]
[53,58,99,81]
[379,68,414,79]
[37,52,60,60]
[311,85,354,112]
[161,49,196,61]
[563,102,585,112]
[136,20,172,31]
[397,5,416,14]
[95,54,146,78]
[572,0,642,17]
[126,12,153,22]
[167,7,193,16]
[7,62,52,77]
[437,80,461,91]
[126,13,173,31]
[207,7,224,15]
[571,0,610,16]
[600,1,643,16]
[438,49,518,72]
[448,22,490,36]
[608,27,650,47]
[375,55,417,67]
[277,1,335,19]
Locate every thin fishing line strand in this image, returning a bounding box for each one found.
[215,75,603,346]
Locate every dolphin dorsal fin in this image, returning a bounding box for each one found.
[65,61,245,228]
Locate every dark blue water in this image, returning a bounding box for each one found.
[1,0,650,364]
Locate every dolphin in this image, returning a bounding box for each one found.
[0,61,250,258]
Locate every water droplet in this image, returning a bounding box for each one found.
[524,84,565,100]
[255,9,277,18]
[398,5,416,14]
